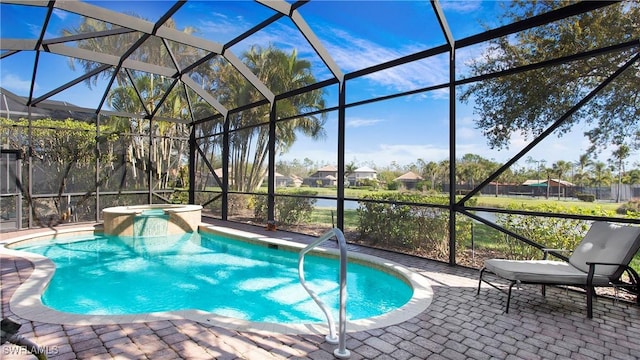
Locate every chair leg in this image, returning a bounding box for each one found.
[586,286,595,319]
[477,268,486,295]
[506,281,516,313]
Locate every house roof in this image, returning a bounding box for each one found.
[355,166,376,173]
[394,171,423,181]
[522,179,547,186]
[523,179,575,186]
[549,178,576,186]
[0,87,95,122]
[317,165,337,172]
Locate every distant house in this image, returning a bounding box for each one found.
[523,178,576,197]
[1,87,95,121]
[310,165,338,178]
[194,168,226,188]
[289,174,304,187]
[323,175,338,186]
[271,172,305,188]
[347,166,377,185]
[394,171,423,190]
[305,165,338,187]
[273,172,289,187]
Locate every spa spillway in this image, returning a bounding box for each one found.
[102,204,202,237]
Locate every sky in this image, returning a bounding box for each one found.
[0,0,631,171]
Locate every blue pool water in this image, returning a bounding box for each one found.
[15,232,413,323]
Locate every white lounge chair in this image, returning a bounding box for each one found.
[477,221,640,318]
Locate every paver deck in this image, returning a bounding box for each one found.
[2,220,639,359]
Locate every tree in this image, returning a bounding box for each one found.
[345,162,358,187]
[609,144,631,202]
[0,117,115,223]
[574,153,593,189]
[416,159,440,191]
[210,45,326,191]
[552,160,572,200]
[590,161,612,200]
[460,1,640,155]
[623,169,640,185]
[64,16,196,192]
[106,75,190,189]
[64,17,197,89]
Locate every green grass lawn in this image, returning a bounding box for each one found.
[308,208,359,228]
[297,187,624,212]
[474,195,622,212]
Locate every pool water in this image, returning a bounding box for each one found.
[16,232,413,323]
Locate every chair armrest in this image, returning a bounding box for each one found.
[542,248,571,259]
[586,261,624,266]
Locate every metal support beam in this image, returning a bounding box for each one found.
[433,0,457,266]
[222,113,230,220]
[96,114,101,222]
[223,50,275,103]
[290,9,344,83]
[268,103,277,223]
[181,76,229,118]
[188,125,196,205]
[337,81,346,230]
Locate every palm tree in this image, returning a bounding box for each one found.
[65,15,198,193]
[437,160,450,191]
[458,154,484,189]
[552,160,572,200]
[64,16,197,89]
[590,161,612,200]
[417,159,439,191]
[610,144,630,202]
[211,45,326,191]
[574,153,593,191]
[344,162,358,187]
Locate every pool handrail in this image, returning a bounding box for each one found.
[298,228,350,359]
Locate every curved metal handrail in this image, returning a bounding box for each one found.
[298,228,350,359]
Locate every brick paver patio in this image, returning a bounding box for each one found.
[2,221,639,359]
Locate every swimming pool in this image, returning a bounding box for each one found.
[3,225,433,334]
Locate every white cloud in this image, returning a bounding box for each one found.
[198,8,450,93]
[439,0,483,13]
[346,117,383,128]
[320,27,449,93]
[1,73,35,92]
[27,23,42,38]
[197,12,246,39]
[457,126,478,140]
[52,8,67,21]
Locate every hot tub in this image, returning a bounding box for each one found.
[102,204,202,236]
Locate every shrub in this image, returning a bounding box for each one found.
[170,190,188,204]
[386,181,399,190]
[576,193,596,202]
[253,189,318,225]
[494,203,616,260]
[617,198,640,216]
[356,193,474,261]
